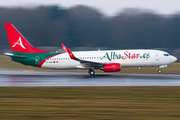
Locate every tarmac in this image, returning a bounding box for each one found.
[0,70,180,86]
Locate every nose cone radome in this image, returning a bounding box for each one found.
[171,56,177,62]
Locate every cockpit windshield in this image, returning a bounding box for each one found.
[164,54,169,56]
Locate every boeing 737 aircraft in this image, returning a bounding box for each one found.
[4,23,177,75]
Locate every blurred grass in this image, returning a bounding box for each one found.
[0,55,180,74]
[1,55,180,119]
[0,87,180,120]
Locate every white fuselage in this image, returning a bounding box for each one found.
[41,49,177,69]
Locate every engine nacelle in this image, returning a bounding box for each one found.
[103,63,121,72]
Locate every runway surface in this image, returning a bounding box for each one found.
[0,70,180,86]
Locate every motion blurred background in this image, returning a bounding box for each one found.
[0,0,180,61]
[1,1,180,120]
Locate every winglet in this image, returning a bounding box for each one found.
[66,47,77,59]
[61,43,67,52]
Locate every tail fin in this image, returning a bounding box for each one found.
[4,23,48,53]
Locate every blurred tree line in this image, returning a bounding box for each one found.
[0,5,180,49]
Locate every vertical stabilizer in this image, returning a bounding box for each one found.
[4,23,48,53]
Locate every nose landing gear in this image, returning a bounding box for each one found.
[158,70,162,73]
[88,69,95,76]
[158,66,162,73]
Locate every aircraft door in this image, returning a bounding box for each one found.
[155,53,159,61]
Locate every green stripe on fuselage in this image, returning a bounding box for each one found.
[11,51,64,67]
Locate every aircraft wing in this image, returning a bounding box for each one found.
[65,47,104,68]
[5,53,26,58]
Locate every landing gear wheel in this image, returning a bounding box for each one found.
[88,69,95,76]
[158,70,162,73]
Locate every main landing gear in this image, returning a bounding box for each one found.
[88,69,95,76]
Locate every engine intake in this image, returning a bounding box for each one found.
[103,63,121,72]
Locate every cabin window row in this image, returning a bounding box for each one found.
[47,57,100,60]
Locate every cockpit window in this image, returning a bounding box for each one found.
[164,54,169,56]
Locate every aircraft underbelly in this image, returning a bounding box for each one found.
[120,59,153,67]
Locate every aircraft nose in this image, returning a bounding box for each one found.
[171,56,177,62]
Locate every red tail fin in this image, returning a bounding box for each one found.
[4,23,48,53]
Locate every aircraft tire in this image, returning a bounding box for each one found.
[88,69,95,76]
[158,70,162,73]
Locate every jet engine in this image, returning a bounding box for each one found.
[103,63,121,72]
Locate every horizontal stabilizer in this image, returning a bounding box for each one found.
[5,53,26,58]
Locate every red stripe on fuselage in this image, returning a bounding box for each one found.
[37,53,64,67]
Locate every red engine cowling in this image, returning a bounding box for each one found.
[103,63,121,72]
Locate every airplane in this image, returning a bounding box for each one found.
[4,23,177,76]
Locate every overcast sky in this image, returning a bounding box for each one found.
[1,0,180,16]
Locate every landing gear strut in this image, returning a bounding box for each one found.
[158,67,162,73]
[88,69,95,76]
